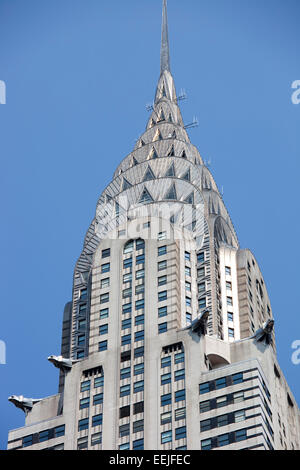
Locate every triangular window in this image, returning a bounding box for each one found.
[139,187,154,204]
[184,192,194,204]
[148,147,158,159]
[168,114,173,123]
[165,163,176,177]
[149,119,155,129]
[172,130,176,139]
[153,130,163,142]
[182,169,190,182]
[181,150,187,159]
[168,146,175,157]
[122,178,132,191]
[131,156,138,167]
[158,109,166,122]
[161,85,166,97]
[143,165,155,182]
[164,183,177,201]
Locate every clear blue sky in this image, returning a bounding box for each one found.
[0,0,299,449]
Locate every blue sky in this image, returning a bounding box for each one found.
[0,0,299,449]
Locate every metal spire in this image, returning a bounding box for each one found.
[160,0,171,74]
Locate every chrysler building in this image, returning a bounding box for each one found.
[7,1,300,451]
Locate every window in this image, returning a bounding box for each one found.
[102,248,110,258]
[120,367,131,380]
[123,258,132,270]
[119,424,130,438]
[134,363,144,376]
[124,240,134,254]
[135,284,144,295]
[77,437,88,450]
[123,272,132,284]
[232,372,243,385]
[93,393,103,405]
[198,282,205,293]
[101,262,110,274]
[199,382,210,394]
[235,429,247,442]
[99,324,108,335]
[225,266,231,275]
[98,340,108,352]
[134,380,144,393]
[135,314,144,326]
[158,322,168,334]
[161,356,171,368]
[185,251,191,261]
[135,330,144,342]
[158,291,167,302]
[120,384,131,397]
[233,391,244,404]
[226,281,232,290]
[133,439,144,450]
[199,297,206,309]
[122,303,132,315]
[135,299,144,310]
[217,414,228,427]
[175,352,184,364]
[122,318,131,330]
[78,418,89,431]
[136,239,145,251]
[39,430,49,442]
[158,306,167,318]
[200,400,211,413]
[175,408,186,421]
[184,267,191,278]
[228,312,233,322]
[133,420,144,433]
[216,396,227,408]
[158,246,167,256]
[23,435,33,448]
[158,260,167,271]
[175,389,185,402]
[198,267,205,278]
[81,380,90,392]
[215,377,226,390]
[201,438,212,450]
[92,414,103,427]
[200,419,212,432]
[158,275,167,286]
[227,297,233,306]
[136,254,145,265]
[80,288,87,300]
[174,369,185,381]
[185,281,191,292]
[234,410,246,423]
[186,313,192,324]
[161,430,172,444]
[197,252,204,263]
[123,287,132,298]
[121,334,131,346]
[54,425,65,438]
[175,426,186,440]
[121,350,131,362]
[134,401,144,414]
[79,397,90,410]
[120,405,130,419]
[79,304,87,315]
[100,308,109,319]
[100,293,109,304]
[94,376,104,388]
[136,269,145,280]
[161,411,172,425]
[78,318,86,330]
[77,334,85,346]
[91,433,102,446]
[119,443,130,450]
[218,434,229,447]
[161,372,171,385]
[228,328,235,338]
[134,346,144,358]
[158,231,167,240]
[161,393,172,406]
[186,297,191,307]
[77,350,84,359]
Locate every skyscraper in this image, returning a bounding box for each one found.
[7,0,300,451]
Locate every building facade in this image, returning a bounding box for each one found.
[7,0,300,451]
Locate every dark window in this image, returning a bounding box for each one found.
[92,414,103,427]
[133,420,144,433]
[102,248,110,258]
[133,401,144,414]
[119,423,130,438]
[119,405,130,419]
